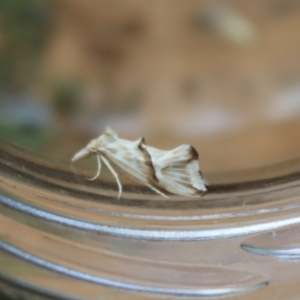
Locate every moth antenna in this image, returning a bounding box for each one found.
[146,184,169,199]
[88,153,102,181]
[101,155,122,200]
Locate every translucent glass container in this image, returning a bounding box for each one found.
[1,1,300,299]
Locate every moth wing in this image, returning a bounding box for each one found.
[146,144,207,196]
[100,138,159,186]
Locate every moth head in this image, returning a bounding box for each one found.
[71,139,98,162]
[72,127,118,162]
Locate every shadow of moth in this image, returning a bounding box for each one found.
[72,127,207,199]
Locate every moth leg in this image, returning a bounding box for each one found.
[101,155,122,200]
[88,153,102,181]
[146,184,169,199]
[200,189,208,196]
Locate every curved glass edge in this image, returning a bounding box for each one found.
[1,138,300,241]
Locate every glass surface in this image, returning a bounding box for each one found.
[1,138,300,299]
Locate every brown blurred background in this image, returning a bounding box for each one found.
[0,0,300,172]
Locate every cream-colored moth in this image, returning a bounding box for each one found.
[72,127,207,199]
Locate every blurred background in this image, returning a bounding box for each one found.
[0,0,300,172]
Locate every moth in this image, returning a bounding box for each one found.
[72,127,207,199]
